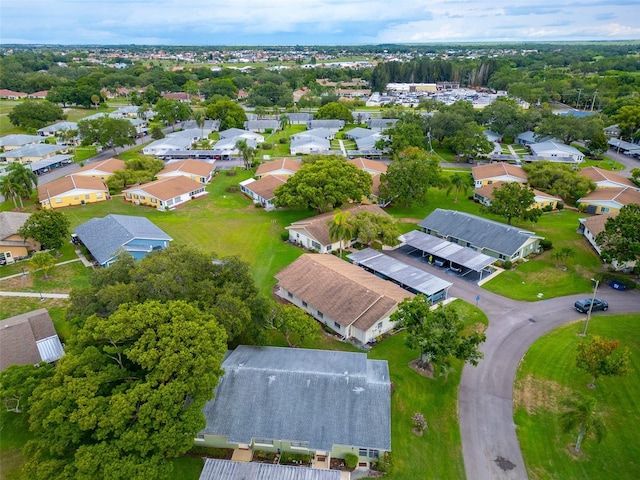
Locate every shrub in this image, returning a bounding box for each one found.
[280,231,290,241]
[375,452,393,473]
[261,142,272,150]
[412,412,428,432]
[253,450,276,461]
[557,202,564,210]
[542,204,553,212]
[188,446,233,458]
[265,128,273,134]
[540,239,553,250]
[345,453,358,469]
[226,186,239,193]
[280,452,309,465]
[225,169,237,176]
[279,137,287,144]
[502,260,513,270]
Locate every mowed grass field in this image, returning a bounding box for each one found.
[514,315,640,480]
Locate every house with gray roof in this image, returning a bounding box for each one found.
[306,120,344,132]
[74,214,172,267]
[182,119,220,133]
[200,345,391,467]
[345,127,375,140]
[218,128,264,143]
[198,458,341,480]
[0,144,65,164]
[366,118,398,131]
[0,134,44,151]
[0,309,64,372]
[528,140,584,164]
[37,121,79,138]
[289,136,331,155]
[244,119,280,132]
[419,209,544,261]
[292,128,335,141]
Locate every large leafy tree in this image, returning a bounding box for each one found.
[596,203,640,266]
[351,210,400,247]
[274,157,372,213]
[18,209,70,253]
[0,363,54,414]
[268,303,320,348]
[77,116,136,154]
[205,99,247,130]
[478,97,524,138]
[379,147,443,207]
[30,251,57,279]
[315,101,353,123]
[390,297,486,377]
[25,300,227,480]
[560,394,606,453]
[444,121,493,159]
[523,161,595,200]
[576,336,632,388]
[613,105,640,141]
[486,182,543,225]
[153,98,192,131]
[8,100,66,129]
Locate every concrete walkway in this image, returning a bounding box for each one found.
[0,291,69,298]
[0,257,82,283]
[338,139,347,157]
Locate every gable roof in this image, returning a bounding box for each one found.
[579,166,638,189]
[242,174,287,200]
[287,204,388,246]
[0,134,43,148]
[580,213,615,238]
[74,214,172,265]
[123,176,205,201]
[202,345,391,452]
[472,162,527,182]
[157,159,215,178]
[275,253,410,331]
[199,459,341,480]
[529,141,583,157]
[577,186,640,206]
[74,158,126,175]
[0,212,31,241]
[0,143,62,159]
[38,175,107,200]
[0,309,64,370]
[474,182,560,203]
[348,157,387,174]
[255,158,301,177]
[419,209,541,257]
[290,136,331,148]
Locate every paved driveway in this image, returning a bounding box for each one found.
[384,250,640,480]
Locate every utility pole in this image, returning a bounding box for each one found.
[590,90,598,111]
[575,88,583,109]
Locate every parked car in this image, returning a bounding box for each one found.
[574,298,608,313]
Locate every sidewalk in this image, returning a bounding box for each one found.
[0,291,69,298]
[0,257,83,283]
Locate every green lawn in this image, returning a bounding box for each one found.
[73,146,98,162]
[514,314,640,480]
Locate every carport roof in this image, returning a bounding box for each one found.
[401,230,497,272]
[347,248,452,296]
[28,155,73,171]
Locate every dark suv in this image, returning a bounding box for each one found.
[574,298,608,313]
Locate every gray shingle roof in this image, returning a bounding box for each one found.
[0,211,31,241]
[74,214,172,266]
[202,346,391,452]
[199,459,341,480]
[0,144,63,159]
[418,209,541,257]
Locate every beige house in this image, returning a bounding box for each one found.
[73,158,126,180]
[576,187,640,215]
[473,181,561,210]
[348,157,388,175]
[239,175,287,210]
[579,213,636,272]
[275,253,412,344]
[472,163,527,188]
[38,175,109,209]
[255,158,301,178]
[156,159,216,184]
[0,212,40,263]
[123,176,207,211]
[580,166,639,191]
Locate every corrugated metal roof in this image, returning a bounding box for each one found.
[35,335,64,363]
[347,248,452,296]
[202,346,391,452]
[199,458,341,480]
[402,230,497,271]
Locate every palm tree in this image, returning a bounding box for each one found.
[0,175,20,210]
[446,172,472,203]
[6,163,37,209]
[327,209,354,257]
[193,110,206,144]
[236,139,256,170]
[279,114,290,132]
[560,394,606,453]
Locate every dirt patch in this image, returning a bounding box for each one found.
[412,428,424,436]
[409,359,435,379]
[397,218,421,224]
[514,374,574,414]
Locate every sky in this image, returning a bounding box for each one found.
[1,0,640,45]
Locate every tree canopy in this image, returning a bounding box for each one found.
[351,210,400,247]
[205,99,247,130]
[18,209,70,253]
[8,100,66,129]
[486,182,543,225]
[523,161,595,200]
[77,116,136,154]
[379,147,443,207]
[576,336,632,388]
[315,101,354,123]
[25,300,227,480]
[274,157,372,213]
[154,98,192,130]
[596,203,640,267]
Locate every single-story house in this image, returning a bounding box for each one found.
[213,136,259,155]
[37,121,79,138]
[419,208,544,262]
[578,213,636,272]
[289,136,331,155]
[604,124,621,138]
[483,130,503,143]
[576,187,640,215]
[182,119,220,133]
[28,91,49,99]
[123,176,207,211]
[0,89,27,100]
[366,118,398,131]
[0,212,40,263]
[528,141,584,163]
[38,175,109,209]
[291,128,334,141]
[162,91,200,102]
[579,166,639,191]
[198,459,341,480]
[142,129,204,156]
[354,132,385,151]
[156,159,216,184]
[0,144,66,164]
[199,346,391,466]
[472,163,528,188]
[348,157,387,175]
[473,182,561,210]
[73,158,126,180]
[0,309,64,372]
[74,214,172,267]
[345,127,375,140]
[255,158,301,178]
[244,119,280,132]
[284,113,313,124]
[218,128,264,143]
[306,120,345,132]
[275,254,412,343]
[0,134,44,151]
[286,204,389,253]
[239,175,287,210]
[515,131,546,146]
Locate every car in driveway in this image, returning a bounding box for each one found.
[574,298,608,313]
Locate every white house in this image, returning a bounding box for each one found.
[239,175,287,210]
[289,136,331,155]
[528,141,584,163]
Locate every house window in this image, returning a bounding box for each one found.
[55,198,62,204]
[140,196,145,200]
[96,193,103,199]
[302,301,308,308]
[85,194,90,199]
[253,438,273,447]
[317,311,324,319]
[74,196,79,200]
[311,241,321,250]
[291,441,309,450]
[134,194,139,199]
[369,449,379,458]
[377,322,383,330]
[287,292,293,299]
[151,198,157,203]
[126,193,132,198]
[601,207,610,213]
[359,448,368,456]
[195,434,205,442]
[334,321,341,329]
